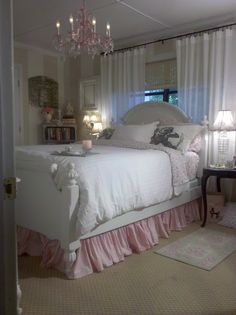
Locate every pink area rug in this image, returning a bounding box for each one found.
[155,228,236,270]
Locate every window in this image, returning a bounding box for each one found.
[145,88,178,105]
[145,59,178,105]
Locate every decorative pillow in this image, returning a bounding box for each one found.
[150,124,203,152]
[188,134,202,153]
[98,128,115,139]
[112,121,159,143]
[150,126,184,150]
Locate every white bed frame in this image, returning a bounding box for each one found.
[16,102,207,276]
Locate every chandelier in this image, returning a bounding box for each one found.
[53,0,114,58]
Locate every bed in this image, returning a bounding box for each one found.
[16,101,207,279]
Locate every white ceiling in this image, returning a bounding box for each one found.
[14,0,236,52]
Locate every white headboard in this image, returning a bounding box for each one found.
[122,101,191,125]
[122,101,208,175]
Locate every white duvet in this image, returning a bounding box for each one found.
[16,141,191,237]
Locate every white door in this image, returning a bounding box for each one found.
[0,0,18,314]
[14,64,24,145]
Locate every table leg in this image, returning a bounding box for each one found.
[217,176,221,192]
[201,174,209,227]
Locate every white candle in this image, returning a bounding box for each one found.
[56,21,60,35]
[92,17,96,33]
[82,140,92,150]
[106,22,110,36]
[69,15,74,32]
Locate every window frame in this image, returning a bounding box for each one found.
[145,88,177,103]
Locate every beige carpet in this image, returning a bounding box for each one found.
[18,223,236,315]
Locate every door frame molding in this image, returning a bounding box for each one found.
[14,63,24,145]
[0,0,18,314]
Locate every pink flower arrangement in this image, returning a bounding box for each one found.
[41,107,54,114]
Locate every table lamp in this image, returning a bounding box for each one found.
[212,110,235,167]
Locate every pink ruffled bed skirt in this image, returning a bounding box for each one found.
[17,199,200,279]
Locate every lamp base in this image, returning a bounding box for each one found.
[217,131,229,167]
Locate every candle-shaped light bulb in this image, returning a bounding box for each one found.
[106,22,111,36]
[69,15,74,31]
[92,17,96,33]
[56,21,60,35]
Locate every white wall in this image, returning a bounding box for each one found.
[14,45,80,144]
[77,40,176,138]
[13,40,176,144]
[79,39,176,79]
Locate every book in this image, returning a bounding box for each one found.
[62,118,76,124]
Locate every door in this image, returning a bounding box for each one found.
[0,0,18,314]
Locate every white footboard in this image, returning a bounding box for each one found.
[16,163,79,271]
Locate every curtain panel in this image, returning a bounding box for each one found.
[176,29,236,125]
[100,47,146,126]
[177,28,236,199]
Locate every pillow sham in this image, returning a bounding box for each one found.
[98,128,115,139]
[188,134,202,153]
[112,121,159,143]
[150,124,203,152]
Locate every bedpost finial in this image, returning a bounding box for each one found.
[51,163,58,174]
[201,115,209,128]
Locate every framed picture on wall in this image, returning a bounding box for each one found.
[80,76,100,111]
[28,75,58,108]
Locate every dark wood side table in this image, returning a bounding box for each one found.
[201,167,236,227]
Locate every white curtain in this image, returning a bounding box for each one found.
[177,28,236,199]
[100,47,146,126]
[176,29,235,124]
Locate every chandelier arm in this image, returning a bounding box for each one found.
[53,0,114,57]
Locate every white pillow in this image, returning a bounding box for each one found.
[188,134,202,153]
[112,121,159,143]
[150,124,203,152]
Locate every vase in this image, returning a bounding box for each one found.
[43,112,52,123]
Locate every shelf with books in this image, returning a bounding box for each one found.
[42,124,77,144]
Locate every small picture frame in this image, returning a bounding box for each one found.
[80,76,99,111]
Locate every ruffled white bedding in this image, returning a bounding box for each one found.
[16,140,197,237]
[184,151,200,181]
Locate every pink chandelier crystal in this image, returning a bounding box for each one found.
[53,0,114,58]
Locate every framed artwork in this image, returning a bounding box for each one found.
[28,75,58,108]
[80,76,100,111]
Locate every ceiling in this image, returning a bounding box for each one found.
[14,0,236,52]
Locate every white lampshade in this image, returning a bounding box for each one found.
[213,110,235,131]
[93,122,103,132]
[90,115,97,123]
[83,115,90,123]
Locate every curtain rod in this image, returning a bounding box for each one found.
[113,21,236,53]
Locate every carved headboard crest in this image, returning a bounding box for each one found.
[122,101,190,125]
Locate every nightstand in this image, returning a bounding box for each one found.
[201,167,236,227]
